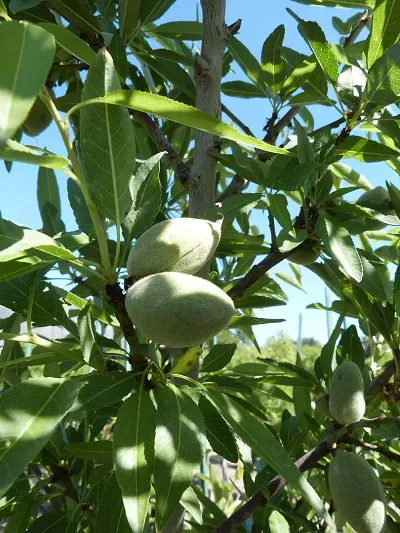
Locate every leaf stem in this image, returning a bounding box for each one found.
[39,87,115,282]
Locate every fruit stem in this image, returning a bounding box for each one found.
[39,87,115,282]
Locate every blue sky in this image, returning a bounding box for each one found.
[1,0,397,344]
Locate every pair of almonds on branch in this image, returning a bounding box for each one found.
[328,361,387,533]
[125,218,235,347]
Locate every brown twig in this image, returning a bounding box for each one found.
[342,436,400,463]
[365,350,400,401]
[221,103,255,137]
[268,209,277,251]
[343,10,369,47]
[104,283,147,371]
[132,110,191,188]
[213,416,400,532]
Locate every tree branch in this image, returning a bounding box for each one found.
[213,416,400,532]
[365,349,400,401]
[343,9,369,47]
[342,436,400,463]
[221,103,255,137]
[189,0,228,218]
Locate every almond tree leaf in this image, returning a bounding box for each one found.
[0,20,55,144]
[47,0,100,35]
[366,0,400,68]
[119,0,141,38]
[180,486,202,525]
[9,0,43,13]
[228,36,268,93]
[95,473,131,533]
[316,216,363,282]
[39,23,96,65]
[74,372,135,412]
[122,152,164,243]
[37,167,64,236]
[221,80,267,98]
[201,344,237,373]
[80,49,136,223]
[202,388,330,523]
[65,441,112,460]
[153,20,203,40]
[113,384,156,533]
[366,43,400,105]
[267,193,293,232]
[198,395,238,463]
[0,377,78,498]
[269,510,290,533]
[67,178,97,236]
[295,16,339,83]
[154,385,206,531]
[0,140,69,169]
[336,135,400,162]
[70,90,292,156]
[261,25,286,95]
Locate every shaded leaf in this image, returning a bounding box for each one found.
[0,139,69,169]
[65,441,112,460]
[198,395,238,463]
[39,23,96,64]
[221,80,267,98]
[336,135,400,162]
[95,473,131,533]
[181,486,202,525]
[153,20,203,40]
[74,372,134,412]
[201,344,237,373]
[119,0,141,38]
[366,43,400,104]
[47,0,99,35]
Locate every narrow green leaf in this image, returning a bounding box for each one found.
[290,0,374,7]
[201,344,237,373]
[74,372,134,412]
[336,135,400,162]
[198,395,238,463]
[47,0,100,35]
[320,314,345,379]
[70,90,292,156]
[80,49,136,223]
[261,25,286,95]
[366,0,400,68]
[113,385,156,533]
[181,486,202,525]
[109,30,129,79]
[228,36,268,93]
[26,511,68,533]
[366,43,400,104]
[67,178,97,236]
[316,216,363,282]
[119,0,141,38]
[122,152,164,242]
[37,167,64,236]
[0,0,7,17]
[9,0,42,13]
[0,139,69,169]
[294,118,314,163]
[56,287,118,327]
[153,20,203,40]
[0,21,55,143]
[77,303,105,370]
[221,80,267,98]
[154,385,206,531]
[203,389,329,520]
[0,274,77,334]
[267,193,293,232]
[65,441,112,460]
[295,17,339,83]
[39,23,96,65]
[338,324,365,370]
[0,377,78,497]
[95,474,131,533]
[220,193,261,215]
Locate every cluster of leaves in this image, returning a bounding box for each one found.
[1,0,400,531]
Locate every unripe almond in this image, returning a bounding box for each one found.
[125,272,235,347]
[288,246,320,265]
[127,218,220,279]
[21,90,55,137]
[329,361,365,425]
[329,452,386,533]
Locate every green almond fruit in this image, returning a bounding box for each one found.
[329,452,387,533]
[288,245,320,265]
[329,361,365,425]
[358,186,390,212]
[21,90,55,137]
[125,272,235,347]
[127,218,221,279]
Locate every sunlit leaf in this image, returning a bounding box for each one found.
[113,384,156,533]
[0,377,78,498]
[0,21,55,144]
